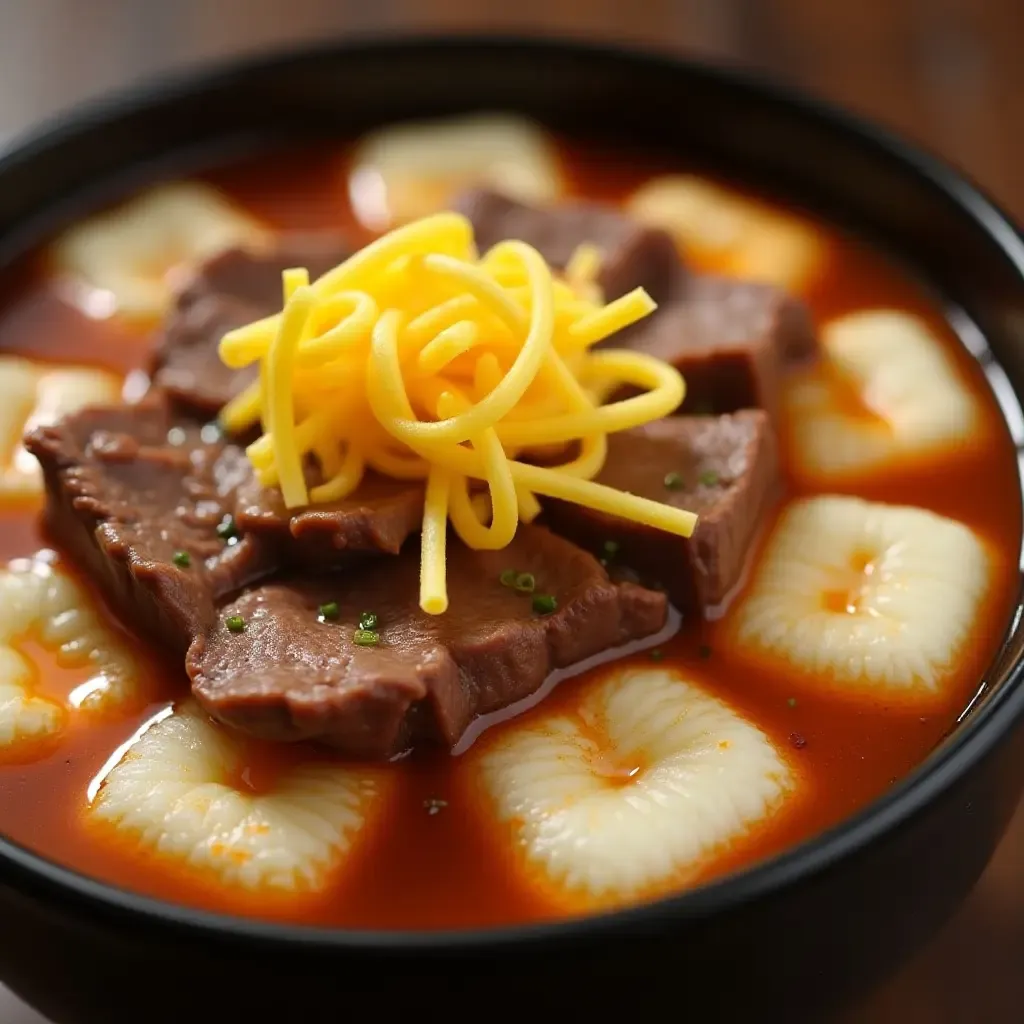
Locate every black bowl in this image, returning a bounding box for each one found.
[1,35,1023,1024]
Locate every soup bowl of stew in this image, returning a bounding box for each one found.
[0,35,1021,1024]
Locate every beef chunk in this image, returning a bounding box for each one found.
[29,401,428,622]
[151,235,352,418]
[543,411,780,613]
[616,274,816,420]
[456,190,814,419]
[26,399,272,652]
[455,188,680,301]
[29,403,667,759]
[189,525,667,758]
[234,467,423,561]
[150,234,425,560]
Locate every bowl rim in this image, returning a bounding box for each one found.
[1,31,1024,952]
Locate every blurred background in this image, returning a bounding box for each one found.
[1,0,1021,222]
[0,1,1020,1021]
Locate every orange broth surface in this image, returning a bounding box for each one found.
[0,137,1018,931]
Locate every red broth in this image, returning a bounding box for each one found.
[0,138,1017,931]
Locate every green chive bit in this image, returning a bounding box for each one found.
[353,629,380,647]
[172,550,191,568]
[358,610,378,630]
[532,594,558,616]
[650,649,664,662]
[514,572,536,593]
[499,569,518,588]
[225,615,246,634]
[699,470,720,487]
[663,471,684,490]
[602,540,620,558]
[787,697,798,708]
[319,602,340,622]
[217,516,239,541]
[698,643,712,659]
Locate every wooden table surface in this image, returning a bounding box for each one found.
[0,2,1021,1021]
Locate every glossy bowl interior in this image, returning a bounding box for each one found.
[0,35,1023,1024]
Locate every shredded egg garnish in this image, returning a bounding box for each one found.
[219,212,698,615]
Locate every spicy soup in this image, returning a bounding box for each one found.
[0,119,1017,932]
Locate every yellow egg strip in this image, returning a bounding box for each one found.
[388,243,552,444]
[221,380,262,434]
[564,242,603,287]
[220,212,698,614]
[421,252,529,334]
[474,352,503,398]
[440,389,518,551]
[510,462,698,535]
[497,351,684,447]
[266,270,314,508]
[568,289,657,347]
[516,487,543,522]
[420,467,452,615]
[310,443,364,504]
[417,321,479,375]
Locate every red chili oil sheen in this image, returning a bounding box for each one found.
[0,137,1016,931]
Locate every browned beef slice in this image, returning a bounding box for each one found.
[455,188,680,301]
[151,234,352,418]
[26,400,273,652]
[29,403,667,758]
[543,411,780,613]
[188,525,667,758]
[615,274,816,420]
[30,398,426,615]
[234,467,424,560]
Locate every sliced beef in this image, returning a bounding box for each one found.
[189,525,667,757]
[151,234,352,419]
[234,467,423,561]
[455,187,680,301]
[615,274,816,420]
[29,402,667,758]
[543,411,780,614]
[29,401,427,617]
[26,399,272,652]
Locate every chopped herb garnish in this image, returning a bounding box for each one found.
[663,471,684,490]
[200,422,223,444]
[698,643,712,659]
[499,569,518,588]
[353,629,380,646]
[225,615,246,634]
[532,593,558,615]
[787,697,798,708]
[358,610,378,630]
[216,516,239,542]
[319,602,340,621]
[602,540,620,558]
[514,572,536,593]
[699,470,720,487]
[172,550,191,568]
[650,649,664,662]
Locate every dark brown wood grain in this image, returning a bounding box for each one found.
[0,2,1020,1021]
